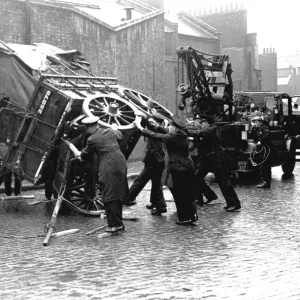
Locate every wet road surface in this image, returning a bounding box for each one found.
[1,165,300,300]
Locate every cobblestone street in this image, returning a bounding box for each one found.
[1,163,300,300]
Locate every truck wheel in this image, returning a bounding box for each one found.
[281,138,296,175]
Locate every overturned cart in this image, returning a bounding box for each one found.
[0,41,173,220]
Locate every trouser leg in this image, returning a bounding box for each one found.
[104,199,124,228]
[14,174,21,196]
[191,156,204,204]
[260,162,271,187]
[4,171,12,196]
[45,177,53,200]
[217,181,240,208]
[195,163,217,201]
[150,163,166,210]
[127,166,152,202]
[171,171,195,222]
[215,166,241,208]
[193,175,204,205]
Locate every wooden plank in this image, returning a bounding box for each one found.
[85,225,107,236]
[0,195,35,201]
[43,196,64,246]
[54,229,79,237]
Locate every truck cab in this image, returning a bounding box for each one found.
[230,92,297,175]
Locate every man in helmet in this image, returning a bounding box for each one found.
[250,114,273,188]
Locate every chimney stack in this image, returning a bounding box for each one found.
[124,7,134,20]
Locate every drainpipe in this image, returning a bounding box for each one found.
[25,0,32,44]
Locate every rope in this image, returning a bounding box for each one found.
[250,145,270,167]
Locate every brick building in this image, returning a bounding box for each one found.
[259,48,277,92]
[197,8,261,91]
[0,0,166,160]
[0,0,166,103]
[164,1,276,93]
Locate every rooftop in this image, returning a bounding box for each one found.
[165,11,219,39]
[35,0,163,30]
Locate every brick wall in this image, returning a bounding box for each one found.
[259,51,277,92]
[0,0,165,102]
[0,0,27,43]
[222,47,245,91]
[198,9,247,49]
[115,17,166,103]
[0,0,166,161]
[178,36,220,54]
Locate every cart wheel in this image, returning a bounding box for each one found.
[82,93,138,130]
[64,177,104,217]
[282,138,296,175]
[120,88,173,121]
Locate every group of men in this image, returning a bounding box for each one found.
[123,110,273,220]
[129,113,242,212]
[0,108,272,233]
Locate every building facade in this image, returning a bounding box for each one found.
[197,8,262,91]
[259,48,277,92]
[0,0,167,160]
[0,0,166,103]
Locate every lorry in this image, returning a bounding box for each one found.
[176,46,297,176]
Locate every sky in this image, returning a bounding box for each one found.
[164,0,300,57]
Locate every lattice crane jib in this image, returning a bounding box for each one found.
[176,46,233,121]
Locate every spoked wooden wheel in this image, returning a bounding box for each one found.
[64,177,104,217]
[120,88,173,121]
[82,93,139,130]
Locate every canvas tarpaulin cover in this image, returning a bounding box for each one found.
[0,43,37,108]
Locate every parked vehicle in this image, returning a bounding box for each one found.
[176,46,297,176]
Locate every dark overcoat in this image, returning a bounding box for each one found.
[141,128,194,173]
[81,128,127,203]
